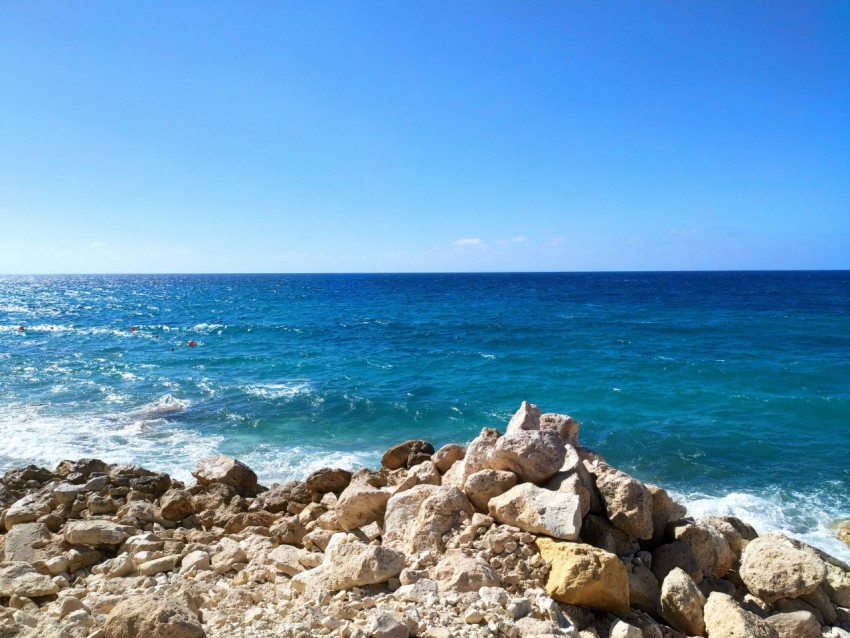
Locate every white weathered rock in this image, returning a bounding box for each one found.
[740,534,828,603]
[137,554,180,577]
[335,481,391,531]
[506,401,542,433]
[179,550,210,575]
[103,595,203,638]
[4,493,51,529]
[366,610,409,638]
[659,567,706,636]
[489,430,566,484]
[766,611,822,638]
[292,533,405,593]
[0,561,59,597]
[3,522,50,562]
[432,549,500,592]
[609,620,643,638]
[211,537,247,574]
[383,484,473,554]
[64,520,135,547]
[191,455,258,497]
[431,443,466,474]
[268,544,307,576]
[671,520,736,578]
[488,482,581,541]
[703,592,779,638]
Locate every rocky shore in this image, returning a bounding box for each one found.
[1,402,849,638]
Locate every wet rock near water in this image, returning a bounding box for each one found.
[0,401,848,638]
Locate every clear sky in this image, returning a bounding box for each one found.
[1,1,848,273]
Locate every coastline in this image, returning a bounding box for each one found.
[1,402,848,638]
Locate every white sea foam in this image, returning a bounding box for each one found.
[675,489,850,563]
[126,394,191,419]
[242,382,311,400]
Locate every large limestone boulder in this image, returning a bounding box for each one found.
[292,533,405,592]
[432,550,500,592]
[103,595,204,638]
[383,484,473,554]
[191,455,257,497]
[335,481,391,531]
[739,534,827,603]
[651,540,702,583]
[540,413,580,446]
[448,427,501,488]
[591,463,654,540]
[647,484,687,545]
[65,520,135,547]
[3,522,50,562]
[489,429,566,484]
[824,561,850,607]
[0,561,59,597]
[535,537,629,613]
[488,482,581,541]
[159,488,195,521]
[4,493,51,529]
[628,564,660,613]
[464,469,517,511]
[700,515,755,558]
[544,470,591,518]
[766,611,822,638]
[670,520,736,578]
[659,567,706,636]
[305,467,352,494]
[381,440,434,470]
[703,592,779,638]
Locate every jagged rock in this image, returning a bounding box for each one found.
[652,540,702,583]
[431,443,466,474]
[432,550,500,592]
[646,484,686,545]
[305,467,352,494]
[191,455,258,497]
[211,537,247,574]
[335,481,391,531]
[447,427,501,489]
[267,544,307,576]
[384,484,473,554]
[580,514,639,556]
[489,430,566,484]
[609,620,643,638]
[251,480,312,514]
[3,522,50,562]
[407,460,441,486]
[544,469,591,518]
[540,413,580,446]
[103,595,204,638]
[766,611,822,638]
[740,534,828,603]
[0,561,59,597]
[590,463,654,540]
[464,469,517,511]
[506,401,542,433]
[824,562,850,607]
[381,440,435,470]
[292,533,405,592]
[64,520,135,547]
[179,550,211,575]
[366,610,409,638]
[159,488,195,521]
[535,538,629,613]
[799,583,837,624]
[659,567,706,636]
[700,515,752,557]
[704,592,779,638]
[628,565,660,613]
[670,520,736,578]
[488,482,581,540]
[4,493,51,529]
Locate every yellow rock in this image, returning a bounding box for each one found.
[535,537,629,613]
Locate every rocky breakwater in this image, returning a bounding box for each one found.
[1,401,849,638]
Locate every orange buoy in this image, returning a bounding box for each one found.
[188,340,196,347]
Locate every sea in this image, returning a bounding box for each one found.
[1,272,848,560]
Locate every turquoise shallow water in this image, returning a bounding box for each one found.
[1,272,848,558]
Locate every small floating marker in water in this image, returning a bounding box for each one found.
[18,326,24,331]
[188,339,196,347]
[131,326,137,332]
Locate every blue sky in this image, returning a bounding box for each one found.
[1,1,848,273]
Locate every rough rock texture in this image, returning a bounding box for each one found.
[432,550,500,592]
[464,469,517,511]
[0,561,59,597]
[489,482,581,541]
[64,520,135,547]
[766,611,822,638]
[383,484,473,554]
[591,463,654,540]
[334,480,391,531]
[305,467,352,494]
[489,430,566,484]
[535,538,629,613]
[506,401,542,433]
[293,533,405,592]
[431,443,466,474]
[103,596,204,638]
[740,534,828,603]
[703,592,780,638]
[659,567,706,636]
[191,455,258,497]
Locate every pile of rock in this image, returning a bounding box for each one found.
[0,401,849,638]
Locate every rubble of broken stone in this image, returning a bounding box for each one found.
[1,401,849,638]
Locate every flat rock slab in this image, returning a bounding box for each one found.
[65,520,135,547]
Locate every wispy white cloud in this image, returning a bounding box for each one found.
[91,241,107,247]
[453,237,483,247]
[511,235,527,243]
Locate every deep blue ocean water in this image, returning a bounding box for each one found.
[1,272,848,558]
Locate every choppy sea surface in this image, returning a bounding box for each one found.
[1,272,848,559]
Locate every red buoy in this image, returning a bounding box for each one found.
[131,326,137,332]
[18,326,24,331]
[188,340,196,347]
